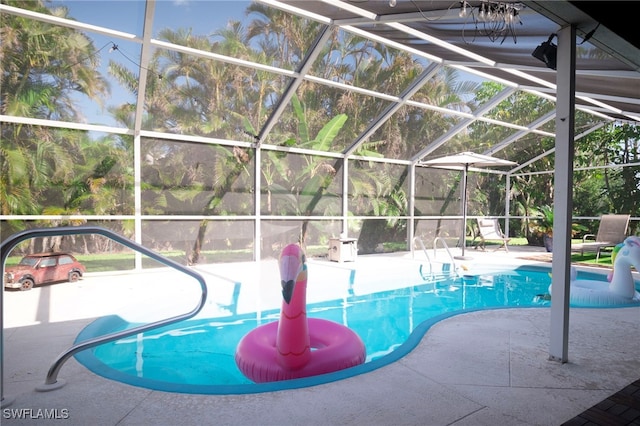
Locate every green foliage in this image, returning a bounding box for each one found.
[530,205,588,237]
[531,205,554,236]
[572,122,640,233]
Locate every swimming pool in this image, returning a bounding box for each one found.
[73,261,625,395]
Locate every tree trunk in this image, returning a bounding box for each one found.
[188,220,207,265]
[186,147,253,264]
[300,158,344,245]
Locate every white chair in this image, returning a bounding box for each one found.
[571,214,630,261]
[474,218,511,252]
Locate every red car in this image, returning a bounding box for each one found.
[4,252,86,291]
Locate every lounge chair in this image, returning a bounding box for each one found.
[474,218,511,252]
[571,214,630,261]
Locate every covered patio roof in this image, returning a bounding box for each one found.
[264,1,639,168]
[279,0,639,128]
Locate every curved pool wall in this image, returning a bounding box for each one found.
[75,307,517,395]
[73,263,639,395]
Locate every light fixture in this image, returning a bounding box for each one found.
[457,1,525,44]
[532,34,557,70]
[389,0,396,7]
[459,1,469,17]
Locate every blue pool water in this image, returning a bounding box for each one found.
[74,264,623,394]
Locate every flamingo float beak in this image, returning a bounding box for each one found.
[279,244,306,304]
[281,278,295,304]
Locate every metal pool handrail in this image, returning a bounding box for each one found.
[412,236,433,276]
[432,237,457,268]
[412,236,459,280]
[1,226,208,400]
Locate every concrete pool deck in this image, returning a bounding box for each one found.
[3,245,640,425]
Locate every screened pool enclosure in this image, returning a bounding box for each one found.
[1,0,639,264]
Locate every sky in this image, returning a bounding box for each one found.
[50,1,252,128]
[55,0,250,37]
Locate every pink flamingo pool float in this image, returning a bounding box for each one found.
[235,244,366,383]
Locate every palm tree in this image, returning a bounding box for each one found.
[0,0,110,238]
[109,26,262,263]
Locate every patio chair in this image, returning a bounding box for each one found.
[571,214,630,261]
[474,218,511,252]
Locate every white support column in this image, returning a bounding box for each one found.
[342,157,349,236]
[133,0,155,271]
[409,163,416,254]
[505,173,511,237]
[254,146,261,261]
[133,132,143,271]
[549,25,577,363]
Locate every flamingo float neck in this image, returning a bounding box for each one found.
[276,244,311,370]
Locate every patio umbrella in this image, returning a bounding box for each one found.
[420,152,517,259]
